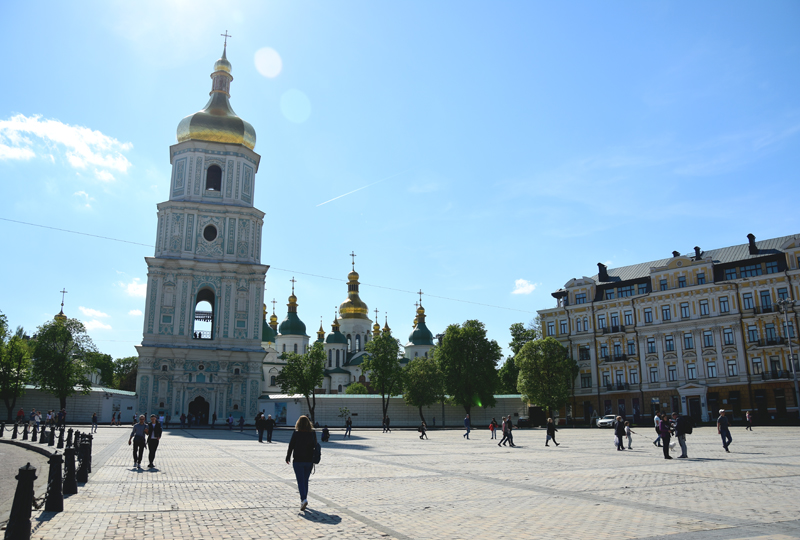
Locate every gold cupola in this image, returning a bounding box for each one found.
[176,44,256,150]
[383,315,391,335]
[339,266,369,320]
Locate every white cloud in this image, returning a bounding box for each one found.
[0,114,132,181]
[79,306,109,318]
[73,190,95,209]
[129,309,143,316]
[512,279,537,295]
[84,320,112,331]
[120,278,147,298]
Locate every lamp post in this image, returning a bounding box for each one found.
[776,298,800,420]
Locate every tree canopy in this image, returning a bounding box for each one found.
[498,320,541,394]
[345,382,368,395]
[114,356,138,391]
[402,353,443,423]
[516,337,578,417]
[85,352,114,387]
[275,341,325,423]
[363,331,404,420]
[31,317,96,410]
[0,312,32,422]
[436,320,502,415]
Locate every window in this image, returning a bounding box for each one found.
[752,358,763,374]
[581,374,592,388]
[660,279,668,291]
[577,319,583,332]
[719,296,730,313]
[678,276,686,288]
[575,293,587,304]
[723,328,734,345]
[740,264,762,278]
[668,365,677,381]
[727,360,738,377]
[707,362,717,378]
[598,316,606,329]
[600,344,608,358]
[630,370,639,384]
[624,311,633,326]
[203,225,217,242]
[355,334,361,351]
[742,293,754,310]
[687,363,697,380]
[766,261,779,274]
[205,165,222,191]
[335,349,340,367]
[293,343,298,354]
[579,346,591,360]
[270,376,277,386]
[547,322,555,336]
[661,306,671,321]
[560,320,568,334]
[647,338,656,354]
[665,335,675,352]
[784,321,795,338]
[638,283,649,294]
[602,373,610,386]
[618,285,634,297]
[644,308,653,323]
[765,323,777,340]
[747,325,759,342]
[778,288,789,300]
[725,268,737,280]
[611,314,619,327]
[606,290,615,300]
[615,370,624,384]
[282,344,286,353]
[697,273,706,285]
[234,368,240,375]
[760,291,772,309]
[161,365,168,371]
[328,350,332,367]
[649,367,659,383]
[681,303,690,318]
[613,342,622,357]
[684,333,694,349]
[699,300,709,316]
[583,317,589,331]
[703,331,714,348]
[627,340,636,355]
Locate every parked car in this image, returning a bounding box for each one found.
[596,414,616,428]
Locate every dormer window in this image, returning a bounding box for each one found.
[206,165,222,191]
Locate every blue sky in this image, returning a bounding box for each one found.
[2,1,799,361]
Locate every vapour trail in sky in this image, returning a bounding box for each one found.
[315,169,413,207]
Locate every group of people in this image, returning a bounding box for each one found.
[255,412,277,443]
[16,408,67,428]
[128,414,163,469]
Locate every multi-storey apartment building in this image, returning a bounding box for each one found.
[539,233,800,425]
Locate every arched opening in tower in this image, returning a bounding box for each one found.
[193,288,215,339]
[205,165,222,191]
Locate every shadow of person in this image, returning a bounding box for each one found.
[300,508,342,524]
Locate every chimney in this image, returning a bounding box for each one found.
[597,262,609,282]
[694,246,702,260]
[672,251,681,258]
[747,233,758,255]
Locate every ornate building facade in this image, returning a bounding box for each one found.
[539,233,800,424]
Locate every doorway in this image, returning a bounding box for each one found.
[688,397,702,423]
[775,389,787,418]
[189,396,210,425]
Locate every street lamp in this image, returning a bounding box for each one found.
[775,298,800,420]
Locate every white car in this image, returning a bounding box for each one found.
[596,414,616,428]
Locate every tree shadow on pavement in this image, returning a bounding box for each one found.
[300,507,342,524]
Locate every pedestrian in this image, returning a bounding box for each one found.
[59,409,66,428]
[672,411,690,458]
[490,418,498,439]
[614,416,626,451]
[505,416,516,447]
[238,416,245,432]
[180,413,186,428]
[132,414,136,426]
[419,421,428,439]
[285,415,318,512]
[498,416,508,446]
[146,414,162,468]
[211,412,217,429]
[321,425,330,442]
[187,413,193,427]
[256,413,266,443]
[463,414,471,439]
[265,414,276,443]
[625,421,635,449]
[128,415,148,469]
[164,415,170,429]
[653,411,662,447]
[717,409,732,453]
[658,413,673,459]
[91,412,98,433]
[385,416,391,433]
[227,414,234,430]
[545,418,560,447]
[344,416,352,439]
[16,408,24,424]
[745,410,753,431]
[111,412,116,427]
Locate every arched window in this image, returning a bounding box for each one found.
[233,404,238,410]
[193,289,215,340]
[234,368,240,375]
[415,352,418,357]
[282,344,286,352]
[293,343,298,354]
[161,365,168,371]
[328,349,332,367]
[270,376,277,386]
[304,344,307,354]
[159,402,165,408]
[205,165,222,191]
[338,384,343,393]
[355,335,361,352]
[347,335,352,351]
[188,374,192,382]
[336,349,340,367]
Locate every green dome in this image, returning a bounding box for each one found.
[408,321,434,346]
[326,329,348,345]
[279,312,307,336]
[262,320,277,342]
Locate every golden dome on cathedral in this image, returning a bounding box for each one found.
[339,268,369,319]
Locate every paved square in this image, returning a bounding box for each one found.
[19,424,800,539]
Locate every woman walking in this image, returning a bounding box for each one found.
[614,416,626,451]
[490,418,498,439]
[286,415,318,511]
[419,422,428,439]
[545,418,559,447]
[745,410,753,431]
[658,413,673,459]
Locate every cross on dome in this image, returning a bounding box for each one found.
[349,251,357,270]
[290,277,296,294]
[221,30,232,48]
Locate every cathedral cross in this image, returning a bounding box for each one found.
[374,308,379,321]
[418,289,424,305]
[271,298,277,313]
[59,288,68,308]
[290,277,296,294]
[221,30,232,47]
[349,251,357,270]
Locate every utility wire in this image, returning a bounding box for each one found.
[2,217,537,314]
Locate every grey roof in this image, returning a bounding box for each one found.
[590,234,798,285]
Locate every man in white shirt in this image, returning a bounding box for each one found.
[653,412,662,447]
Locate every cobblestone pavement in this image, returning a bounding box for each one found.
[18,424,800,539]
[0,442,50,522]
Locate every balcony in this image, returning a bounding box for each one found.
[761,370,791,380]
[192,331,212,340]
[755,305,775,315]
[758,337,785,347]
[605,383,631,391]
[602,325,626,335]
[579,354,591,361]
[611,354,628,362]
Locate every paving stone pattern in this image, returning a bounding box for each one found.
[22,425,800,539]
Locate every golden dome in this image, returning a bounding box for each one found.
[289,294,297,304]
[176,46,256,150]
[54,309,67,322]
[348,270,359,281]
[340,267,369,319]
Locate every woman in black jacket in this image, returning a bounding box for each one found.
[614,416,626,451]
[286,415,317,511]
[545,418,559,447]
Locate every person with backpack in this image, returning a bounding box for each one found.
[285,415,318,512]
[672,411,691,458]
[545,418,559,447]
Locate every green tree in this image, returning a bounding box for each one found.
[363,331,404,421]
[516,337,578,417]
[275,341,325,423]
[31,317,96,410]
[85,352,114,387]
[497,357,519,394]
[402,353,443,423]
[345,382,368,395]
[498,321,540,394]
[436,320,502,415]
[0,313,32,422]
[114,356,138,391]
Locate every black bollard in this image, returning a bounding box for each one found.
[57,426,65,449]
[12,422,19,439]
[66,428,73,448]
[62,447,78,495]
[44,452,64,512]
[39,426,47,444]
[48,426,55,446]
[22,423,29,441]
[1,421,5,437]
[32,424,38,440]
[76,446,88,483]
[4,463,37,540]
